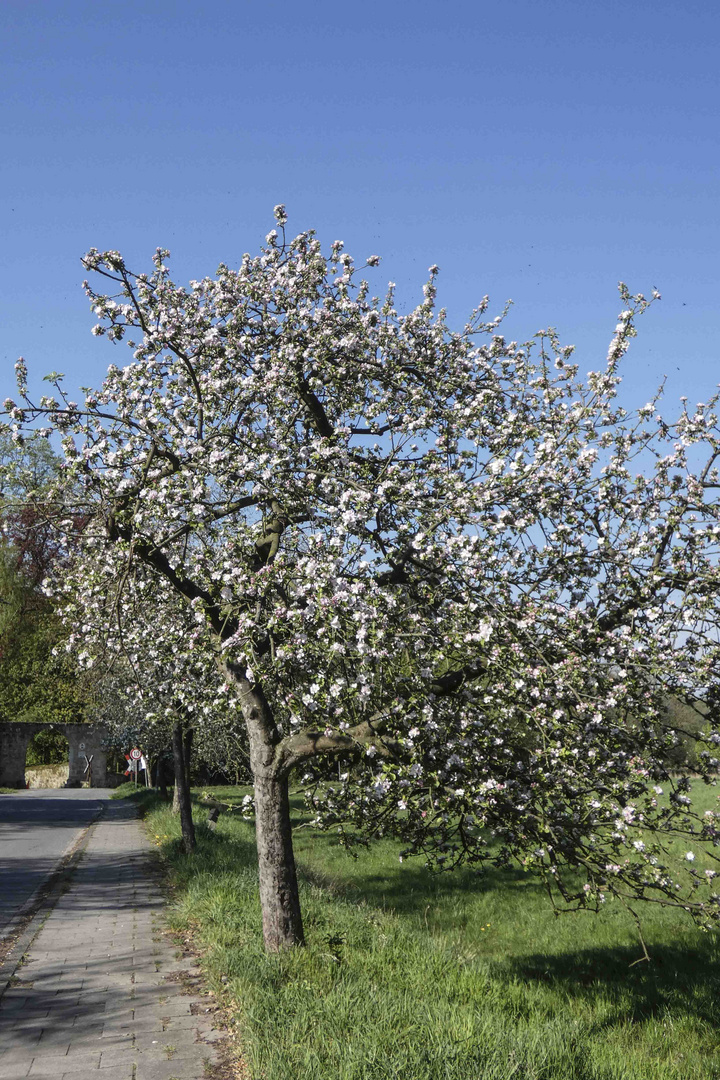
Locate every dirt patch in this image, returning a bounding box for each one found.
[203,1043,251,1080]
[164,969,194,983]
[191,1000,220,1016]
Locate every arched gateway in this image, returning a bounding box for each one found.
[0,723,110,788]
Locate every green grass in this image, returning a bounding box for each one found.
[144,784,720,1080]
[109,780,140,798]
[109,781,155,802]
[0,786,18,794]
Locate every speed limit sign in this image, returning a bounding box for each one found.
[130,748,142,761]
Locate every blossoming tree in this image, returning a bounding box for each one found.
[6,209,720,950]
[54,556,245,850]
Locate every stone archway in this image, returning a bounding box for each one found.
[25,727,70,787]
[0,723,110,788]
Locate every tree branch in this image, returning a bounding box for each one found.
[273,712,402,777]
[298,377,335,439]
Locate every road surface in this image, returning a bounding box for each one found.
[0,787,111,940]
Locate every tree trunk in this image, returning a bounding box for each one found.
[172,721,195,853]
[223,662,304,950]
[157,757,169,802]
[183,727,193,790]
[253,770,304,950]
[172,742,180,813]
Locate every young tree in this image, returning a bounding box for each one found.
[6,210,720,949]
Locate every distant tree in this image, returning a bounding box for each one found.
[25,727,69,766]
[0,436,89,725]
[52,558,246,849]
[0,427,57,501]
[7,211,720,951]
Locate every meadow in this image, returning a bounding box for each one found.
[137,784,720,1080]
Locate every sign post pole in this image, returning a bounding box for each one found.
[129,748,142,791]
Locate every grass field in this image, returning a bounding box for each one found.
[141,784,720,1080]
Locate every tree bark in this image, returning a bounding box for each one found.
[183,727,193,790]
[172,742,180,813]
[253,769,304,950]
[157,756,169,801]
[172,721,195,853]
[221,662,304,949]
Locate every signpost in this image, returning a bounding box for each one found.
[125,748,145,790]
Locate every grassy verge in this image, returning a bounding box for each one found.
[109,783,161,815]
[0,787,18,794]
[109,781,145,799]
[144,785,720,1080]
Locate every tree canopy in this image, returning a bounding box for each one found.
[5,209,720,949]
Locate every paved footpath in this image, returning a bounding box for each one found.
[0,800,224,1080]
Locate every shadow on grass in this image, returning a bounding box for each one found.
[161,814,260,880]
[310,859,546,916]
[510,938,720,1028]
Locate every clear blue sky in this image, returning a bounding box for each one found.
[2,0,719,414]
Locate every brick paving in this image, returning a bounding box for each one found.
[0,800,223,1079]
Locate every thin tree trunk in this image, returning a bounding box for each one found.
[253,770,304,950]
[172,742,180,813]
[172,721,195,853]
[157,756,169,802]
[183,727,193,791]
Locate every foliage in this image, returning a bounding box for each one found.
[25,728,69,765]
[151,786,720,1080]
[0,537,90,724]
[0,604,90,725]
[0,435,91,726]
[659,696,710,771]
[0,427,57,503]
[7,210,720,939]
[193,715,251,784]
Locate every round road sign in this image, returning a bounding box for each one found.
[130,748,142,760]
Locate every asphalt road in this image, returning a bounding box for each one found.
[0,787,112,940]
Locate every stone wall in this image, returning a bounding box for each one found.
[0,723,110,788]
